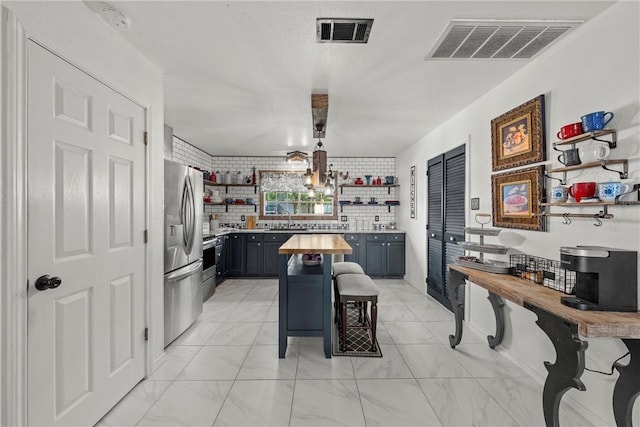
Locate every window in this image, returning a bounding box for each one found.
[259,170,337,220]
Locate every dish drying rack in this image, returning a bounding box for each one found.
[455,213,511,274]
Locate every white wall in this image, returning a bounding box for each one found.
[396,2,639,425]
[4,1,167,370]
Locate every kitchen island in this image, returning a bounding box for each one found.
[278,234,352,358]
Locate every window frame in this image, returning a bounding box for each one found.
[258,169,338,220]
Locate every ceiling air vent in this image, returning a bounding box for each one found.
[426,19,582,60]
[317,18,374,43]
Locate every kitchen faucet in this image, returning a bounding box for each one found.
[277,206,292,229]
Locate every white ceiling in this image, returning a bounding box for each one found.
[105,1,614,157]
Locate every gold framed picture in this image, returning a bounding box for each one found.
[491,95,545,171]
[492,165,545,231]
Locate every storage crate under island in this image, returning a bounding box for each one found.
[278,234,352,358]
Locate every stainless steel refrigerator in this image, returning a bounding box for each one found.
[164,159,203,346]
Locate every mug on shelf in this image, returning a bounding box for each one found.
[581,111,614,132]
[578,142,610,163]
[569,182,597,202]
[557,148,581,166]
[556,122,583,140]
[597,182,633,202]
[550,186,569,203]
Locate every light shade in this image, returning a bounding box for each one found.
[286,150,308,163]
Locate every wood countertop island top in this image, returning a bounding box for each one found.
[279,234,353,255]
[450,264,640,339]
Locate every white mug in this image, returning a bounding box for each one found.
[597,182,633,201]
[550,186,569,202]
[579,143,610,163]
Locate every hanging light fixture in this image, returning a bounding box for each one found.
[286,150,308,163]
[298,93,335,197]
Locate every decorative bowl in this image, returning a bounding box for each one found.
[302,253,322,266]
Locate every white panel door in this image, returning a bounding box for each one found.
[26,41,146,426]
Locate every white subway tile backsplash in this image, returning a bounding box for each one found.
[172,136,397,227]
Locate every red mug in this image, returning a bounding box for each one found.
[569,182,596,202]
[557,122,584,140]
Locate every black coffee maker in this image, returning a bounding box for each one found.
[560,246,638,312]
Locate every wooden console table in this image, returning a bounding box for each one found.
[278,234,352,358]
[448,264,640,427]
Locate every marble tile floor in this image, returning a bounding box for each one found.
[98,278,597,427]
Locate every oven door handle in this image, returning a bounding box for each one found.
[165,260,202,282]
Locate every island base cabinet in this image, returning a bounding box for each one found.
[280,254,331,358]
[287,275,324,331]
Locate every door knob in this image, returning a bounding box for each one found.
[34,275,62,291]
[430,233,435,237]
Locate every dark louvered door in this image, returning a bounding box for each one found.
[427,156,444,305]
[427,144,466,311]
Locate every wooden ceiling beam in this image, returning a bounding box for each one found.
[311,94,328,138]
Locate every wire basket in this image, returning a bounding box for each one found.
[509,254,576,294]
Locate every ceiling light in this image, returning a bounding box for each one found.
[286,150,308,163]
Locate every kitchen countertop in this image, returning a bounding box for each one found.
[206,228,405,238]
[278,234,353,255]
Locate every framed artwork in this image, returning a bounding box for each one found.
[491,95,545,171]
[410,165,416,219]
[491,165,545,231]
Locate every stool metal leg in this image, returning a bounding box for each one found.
[341,301,348,352]
[370,302,377,351]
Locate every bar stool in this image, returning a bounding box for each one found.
[332,262,365,323]
[335,273,379,352]
[332,261,365,276]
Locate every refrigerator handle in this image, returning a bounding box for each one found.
[165,259,203,282]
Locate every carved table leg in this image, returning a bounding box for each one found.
[526,303,587,427]
[487,291,505,349]
[447,269,468,348]
[613,339,640,427]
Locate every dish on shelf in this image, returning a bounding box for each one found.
[458,241,509,254]
[385,200,400,205]
[464,227,501,236]
[454,257,511,274]
[203,197,211,203]
[339,200,352,205]
[234,199,245,204]
[367,202,379,205]
[352,201,363,204]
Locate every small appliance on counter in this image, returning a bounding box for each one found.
[560,246,637,312]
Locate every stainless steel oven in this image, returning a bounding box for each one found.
[203,236,221,301]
